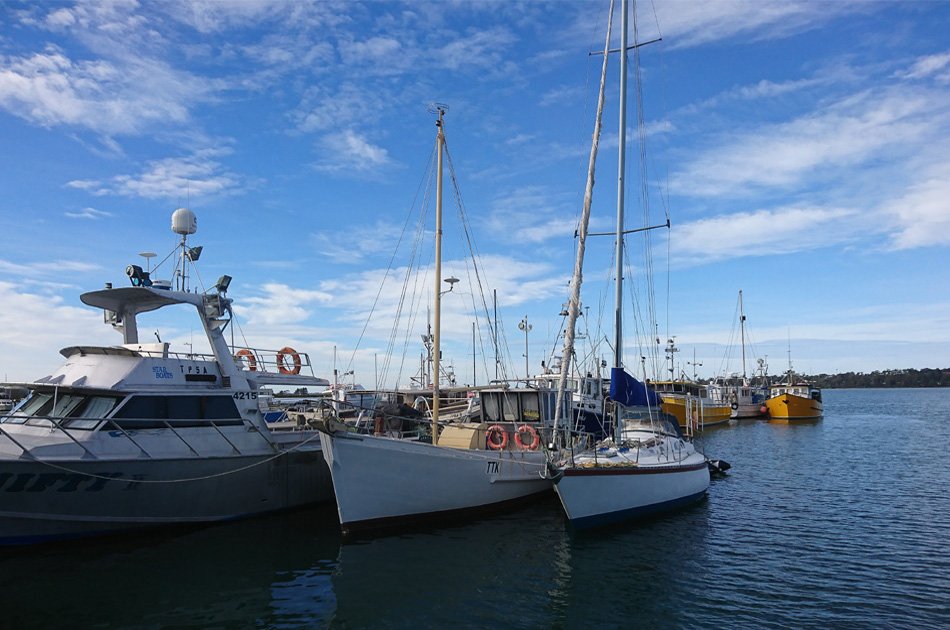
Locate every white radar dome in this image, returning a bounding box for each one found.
[171,208,198,235]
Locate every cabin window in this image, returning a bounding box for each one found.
[202,396,241,419]
[168,396,201,419]
[521,393,541,421]
[2,392,53,423]
[51,394,86,418]
[111,395,242,429]
[1,392,120,430]
[63,396,120,429]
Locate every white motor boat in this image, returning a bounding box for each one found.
[0,209,333,545]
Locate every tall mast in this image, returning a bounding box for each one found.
[739,289,747,380]
[552,0,614,431]
[431,106,446,445]
[613,0,629,370]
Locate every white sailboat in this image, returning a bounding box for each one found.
[709,290,770,418]
[318,108,551,536]
[549,0,710,528]
[0,209,333,544]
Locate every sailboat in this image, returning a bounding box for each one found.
[317,108,551,536]
[708,290,770,419]
[548,0,710,528]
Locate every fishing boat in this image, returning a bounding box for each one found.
[548,0,710,528]
[317,108,551,536]
[765,371,822,421]
[0,209,333,545]
[652,379,733,430]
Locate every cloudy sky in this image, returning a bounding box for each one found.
[1,0,948,386]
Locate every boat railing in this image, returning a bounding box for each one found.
[0,412,271,460]
[229,346,317,376]
[135,348,218,362]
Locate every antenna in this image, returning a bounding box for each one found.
[426,102,450,116]
[139,252,157,273]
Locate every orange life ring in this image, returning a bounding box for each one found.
[235,348,257,371]
[513,424,540,451]
[277,347,301,375]
[486,424,508,451]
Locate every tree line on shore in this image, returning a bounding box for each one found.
[792,368,948,389]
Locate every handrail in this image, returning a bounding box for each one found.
[0,411,263,461]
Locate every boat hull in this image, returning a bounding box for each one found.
[660,397,732,428]
[553,458,709,528]
[765,393,822,420]
[0,449,332,545]
[319,431,550,535]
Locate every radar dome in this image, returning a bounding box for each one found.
[171,208,197,235]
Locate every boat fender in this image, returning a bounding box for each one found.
[276,347,302,375]
[731,402,739,410]
[486,424,508,451]
[235,348,257,371]
[513,424,540,451]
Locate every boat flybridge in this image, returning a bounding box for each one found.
[0,209,333,545]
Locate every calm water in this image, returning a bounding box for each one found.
[3,388,949,628]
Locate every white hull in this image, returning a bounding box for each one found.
[554,452,708,528]
[733,401,765,419]
[319,431,550,534]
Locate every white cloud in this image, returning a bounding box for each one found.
[0,48,211,136]
[66,149,245,199]
[0,281,113,381]
[0,259,101,277]
[882,161,950,250]
[671,89,938,197]
[65,207,112,220]
[671,206,860,262]
[238,282,334,326]
[313,130,394,175]
[896,51,950,83]
[292,83,384,134]
[649,0,871,49]
[487,186,580,244]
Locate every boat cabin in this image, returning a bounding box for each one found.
[770,384,822,402]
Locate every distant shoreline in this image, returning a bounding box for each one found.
[802,368,948,389]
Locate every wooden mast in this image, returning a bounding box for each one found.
[432,106,446,445]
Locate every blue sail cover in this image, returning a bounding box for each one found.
[610,367,662,407]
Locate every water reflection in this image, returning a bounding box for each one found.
[2,389,948,628]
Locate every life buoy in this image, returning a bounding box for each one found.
[486,424,508,451]
[276,347,302,375]
[513,424,540,451]
[235,348,257,371]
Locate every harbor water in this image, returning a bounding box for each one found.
[3,388,948,628]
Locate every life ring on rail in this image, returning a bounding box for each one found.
[235,348,257,371]
[513,424,540,451]
[486,424,508,451]
[276,347,302,375]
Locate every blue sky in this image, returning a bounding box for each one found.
[1,0,948,386]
